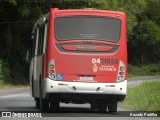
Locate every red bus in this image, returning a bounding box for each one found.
[29,8,127,112]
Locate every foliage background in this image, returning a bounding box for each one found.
[0,0,160,84]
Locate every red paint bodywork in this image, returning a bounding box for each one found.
[45,8,127,83]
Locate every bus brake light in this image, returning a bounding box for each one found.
[48,59,56,80]
[117,61,125,82]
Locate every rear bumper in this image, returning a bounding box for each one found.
[42,78,127,98]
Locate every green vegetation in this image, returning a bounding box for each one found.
[0,60,28,85]
[119,81,160,111]
[0,60,29,89]
[128,64,160,78]
[0,83,29,90]
[0,0,160,85]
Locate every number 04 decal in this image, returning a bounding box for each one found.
[92,58,118,64]
[92,58,101,64]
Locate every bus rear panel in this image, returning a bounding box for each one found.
[30,8,127,112]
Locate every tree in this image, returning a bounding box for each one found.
[128,0,160,65]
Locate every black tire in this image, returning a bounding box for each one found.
[97,99,108,112]
[50,98,60,112]
[35,97,40,109]
[40,98,49,112]
[108,101,118,112]
[31,78,34,97]
[39,77,49,112]
[90,101,97,110]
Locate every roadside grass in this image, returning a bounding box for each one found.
[0,81,29,90]
[119,81,160,111]
[0,84,29,90]
[128,64,160,78]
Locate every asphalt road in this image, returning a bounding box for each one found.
[0,76,160,119]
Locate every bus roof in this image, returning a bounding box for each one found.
[51,8,126,15]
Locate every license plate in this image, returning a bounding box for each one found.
[80,76,93,81]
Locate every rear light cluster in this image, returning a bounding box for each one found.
[48,59,56,80]
[117,61,125,82]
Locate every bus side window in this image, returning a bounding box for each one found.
[37,26,41,55]
[32,30,37,57]
[43,23,48,54]
[37,25,45,55]
[35,28,39,56]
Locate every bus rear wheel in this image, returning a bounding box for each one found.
[35,97,40,109]
[39,77,49,112]
[108,101,118,112]
[50,98,60,111]
[90,100,97,110]
[97,99,108,112]
[40,98,49,112]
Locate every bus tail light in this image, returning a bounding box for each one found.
[48,59,56,80]
[117,61,125,82]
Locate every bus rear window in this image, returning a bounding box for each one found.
[55,16,121,42]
